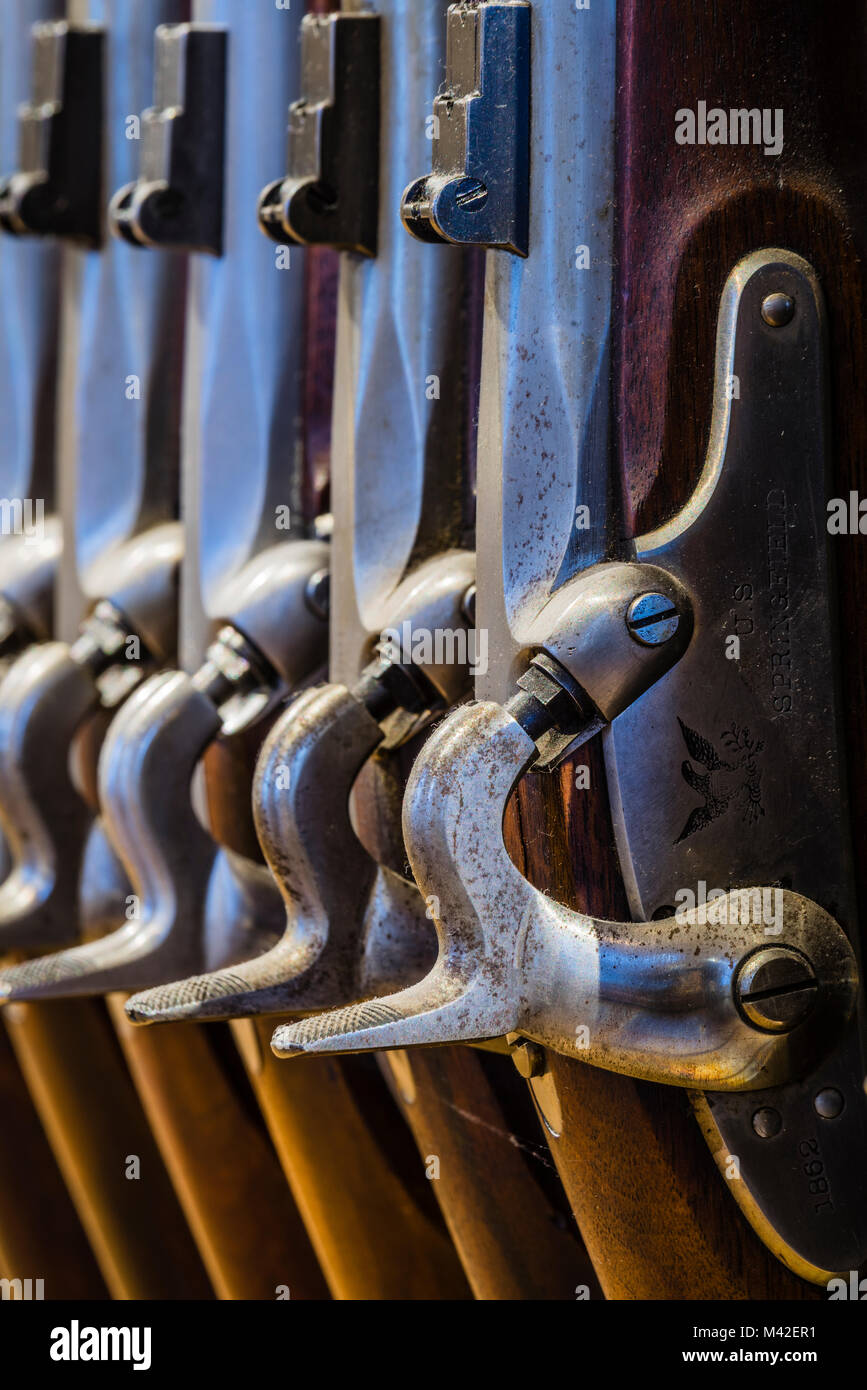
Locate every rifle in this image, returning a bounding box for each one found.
[126,0,597,1301]
[534,0,867,1299]
[269,0,867,1302]
[0,0,212,1300]
[0,0,105,1301]
[0,0,337,1302]
[0,0,466,1302]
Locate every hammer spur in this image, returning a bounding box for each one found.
[0,643,101,952]
[0,670,220,1000]
[124,680,425,1024]
[272,699,857,1092]
[0,532,330,1001]
[124,550,474,1025]
[0,528,179,954]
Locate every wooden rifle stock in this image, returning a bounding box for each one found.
[234,1018,471,1301]
[72,714,329,1299]
[4,999,212,1299]
[106,996,328,1301]
[382,1045,602,1301]
[0,1019,106,1298]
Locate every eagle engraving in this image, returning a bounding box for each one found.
[675,719,765,844]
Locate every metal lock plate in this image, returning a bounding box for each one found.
[607,249,867,1282]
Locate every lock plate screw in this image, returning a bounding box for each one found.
[735,946,818,1033]
[626,592,681,646]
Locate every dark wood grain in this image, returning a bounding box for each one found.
[382,1045,601,1300]
[504,0,867,1300]
[0,1020,107,1298]
[235,1018,472,1300]
[107,996,328,1301]
[4,999,213,1299]
[203,710,282,864]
